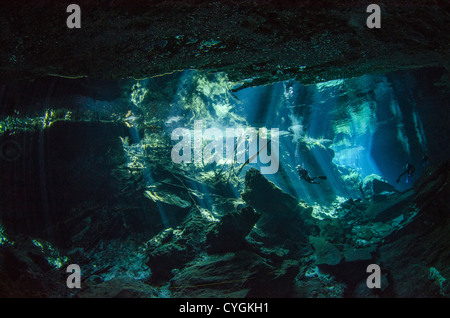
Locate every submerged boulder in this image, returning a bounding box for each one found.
[146,243,194,284]
[309,236,343,266]
[241,168,313,251]
[342,245,375,263]
[363,174,396,197]
[242,168,301,214]
[169,251,269,297]
[170,251,299,298]
[145,207,213,284]
[372,179,396,195]
[206,206,261,254]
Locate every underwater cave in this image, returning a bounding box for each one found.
[0,1,450,300]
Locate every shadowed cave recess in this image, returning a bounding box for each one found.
[0,0,450,298]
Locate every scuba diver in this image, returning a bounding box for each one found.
[396,163,415,184]
[296,165,327,184]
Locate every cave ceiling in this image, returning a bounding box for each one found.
[1,0,449,91]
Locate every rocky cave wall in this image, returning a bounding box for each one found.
[1,0,449,89]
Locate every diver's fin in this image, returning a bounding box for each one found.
[318,176,327,180]
[397,172,406,184]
